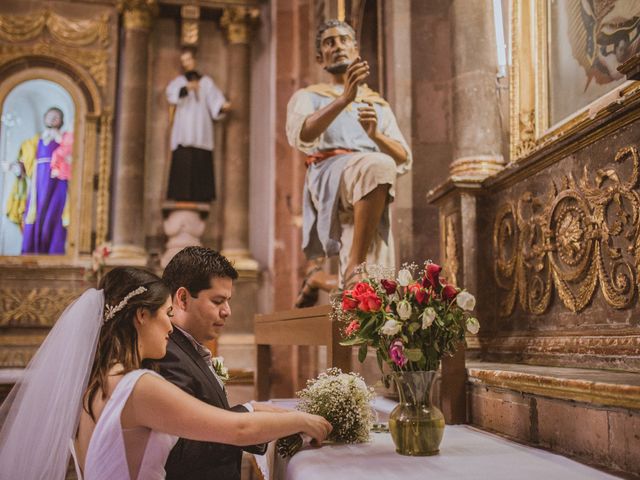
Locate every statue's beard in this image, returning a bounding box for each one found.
[325,61,350,74]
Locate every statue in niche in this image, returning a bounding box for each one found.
[166,46,230,203]
[7,107,73,255]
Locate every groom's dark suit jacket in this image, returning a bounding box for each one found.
[145,328,266,480]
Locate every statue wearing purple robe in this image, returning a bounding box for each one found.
[20,107,71,255]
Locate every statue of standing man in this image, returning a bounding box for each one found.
[286,20,412,307]
[7,106,73,255]
[166,47,230,202]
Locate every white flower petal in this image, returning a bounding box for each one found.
[456,291,476,311]
[397,269,413,287]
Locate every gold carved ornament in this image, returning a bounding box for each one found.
[0,11,109,47]
[118,0,158,31]
[0,43,109,89]
[444,216,459,286]
[493,146,640,315]
[0,288,79,327]
[220,7,260,45]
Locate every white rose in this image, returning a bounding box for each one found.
[466,317,480,334]
[396,300,412,320]
[397,269,413,287]
[381,319,402,335]
[421,307,436,328]
[456,291,476,311]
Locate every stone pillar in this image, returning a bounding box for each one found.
[110,0,156,264]
[220,7,260,272]
[449,0,504,181]
[435,1,506,424]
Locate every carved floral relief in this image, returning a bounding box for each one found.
[494,146,640,315]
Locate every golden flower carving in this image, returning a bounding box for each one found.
[494,146,640,315]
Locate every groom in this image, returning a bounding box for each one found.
[149,246,268,480]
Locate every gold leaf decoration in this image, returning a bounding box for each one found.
[0,288,79,327]
[0,10,110,47]
[494,146,640,314]
[0,42,108,88]
[444,216,459,287]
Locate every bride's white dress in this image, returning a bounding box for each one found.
[79,369,178,480]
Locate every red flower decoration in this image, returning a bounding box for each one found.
[380,279,398,295]
[407,282,429,305]
[345,320,360,336]
[352,282,376,299]
[358,291,382,312]
[341,291,359,311]
[423,263,442,290]
[441,283,458,301]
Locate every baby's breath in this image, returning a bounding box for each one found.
[296,368,375,443]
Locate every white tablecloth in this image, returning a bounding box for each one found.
[254,399,620,480]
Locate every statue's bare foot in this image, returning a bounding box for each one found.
[294,268,338,308]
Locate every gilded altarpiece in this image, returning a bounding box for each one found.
[476,0,640,372]
[0,2,118,367]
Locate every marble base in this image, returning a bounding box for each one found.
[161,202,210,267]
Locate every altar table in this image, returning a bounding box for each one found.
[252,399,620,480]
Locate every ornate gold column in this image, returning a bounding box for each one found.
[449,0,504,181]
[220,7,260,272]
[110,0,156,264]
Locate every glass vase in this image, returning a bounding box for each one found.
[388,370,445,456]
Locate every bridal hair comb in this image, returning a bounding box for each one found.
[104,286,148,322]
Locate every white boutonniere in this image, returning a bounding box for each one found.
[211,356,229,383]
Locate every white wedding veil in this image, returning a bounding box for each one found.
[0,288,104,480]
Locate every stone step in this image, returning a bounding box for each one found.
[467,362,640,478]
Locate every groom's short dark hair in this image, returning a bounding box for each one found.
[163,246,238,297]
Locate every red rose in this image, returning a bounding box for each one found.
[441,283,458,301]
[380,279,398,295]
[358,291,382,312]
[341,291,359,311]
[352,281,376,300]
[407,283,428,305]
[423,263,442,289]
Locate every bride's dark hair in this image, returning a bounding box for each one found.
[84,267,170,419]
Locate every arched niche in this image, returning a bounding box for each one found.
[0,57,110,265]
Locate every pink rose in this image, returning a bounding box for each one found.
[345,320,360,336]
[423,263,442,290]
[380,279,398,295]
[389,339,408,368]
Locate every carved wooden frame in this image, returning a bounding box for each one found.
[509,0,640,163]
[0,9,113,264]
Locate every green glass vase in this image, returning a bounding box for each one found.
[388,370,445,456]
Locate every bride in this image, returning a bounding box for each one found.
[0,267,331,479]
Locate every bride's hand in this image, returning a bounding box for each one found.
[297,412,332,445]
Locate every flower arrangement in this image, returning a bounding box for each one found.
[333,262,479,373]
[276,368,375,457]
[211,356,229,384]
